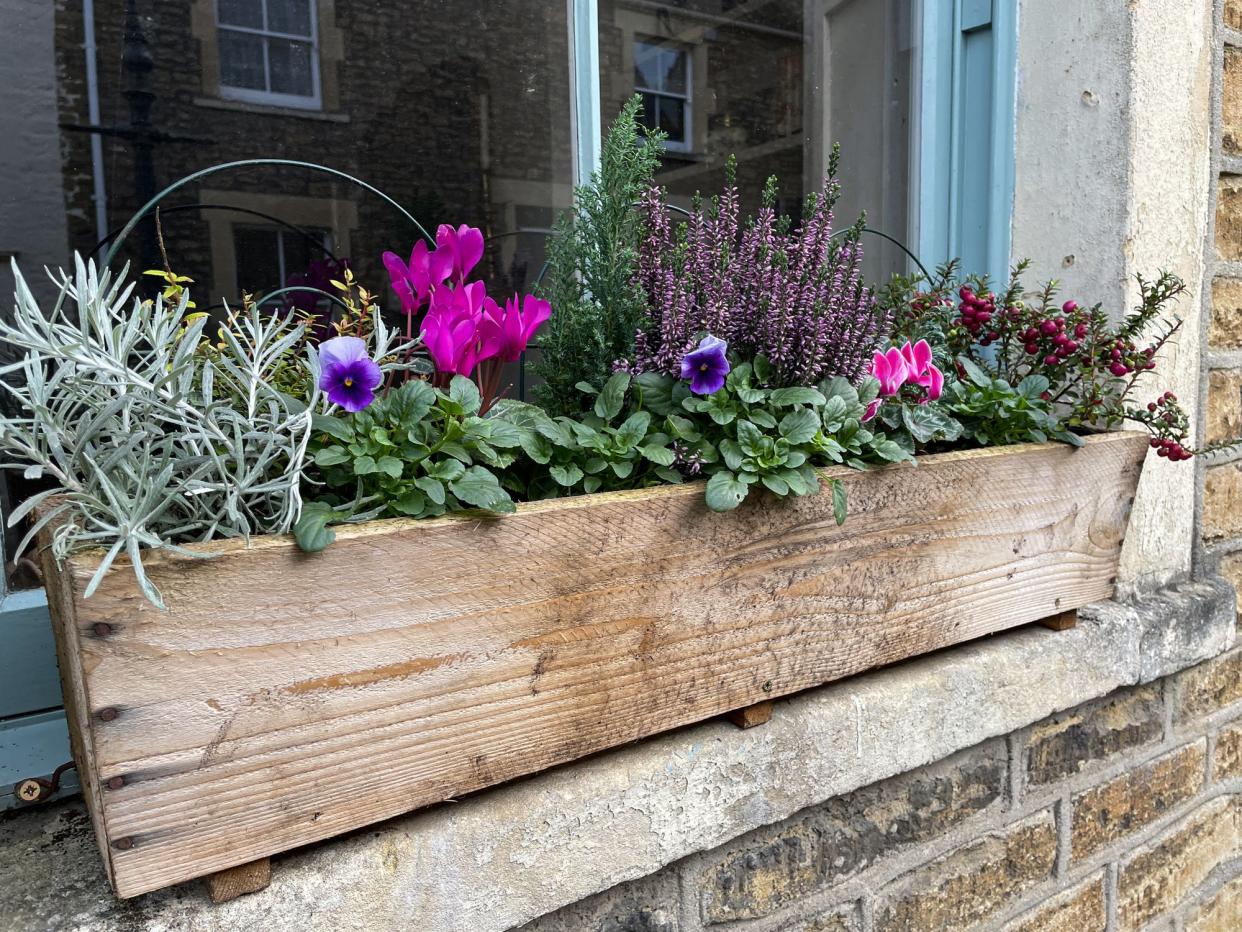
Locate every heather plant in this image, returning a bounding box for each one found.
[631,149,890,388]
[532,97,665,415]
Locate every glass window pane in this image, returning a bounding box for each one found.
[234,227,282,296]
[218,29,267,91]
[656,96,686,143]
[660,47,686,95]
[600,0,918,282]
[267,0,313,37]
[268,38,314,96]
[633,40,663,91]
[218,0,265,30]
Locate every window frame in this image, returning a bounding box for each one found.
[215,0,323,111]
[632,38,693,154]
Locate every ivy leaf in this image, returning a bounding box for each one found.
[705,471,750,512]
[595,372,631,421]
[779,408,820,444]
[449,465,512,510]
[293,502,337,553]
[449,375,482,415]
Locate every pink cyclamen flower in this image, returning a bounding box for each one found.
[898,339,944,403]
[863,347,910,422]
[420,280,496,377]
[434,224,485,283]
[383,239,445,317]
[480,293,552,362]
[680,334,731,395]
[318,335,382,413]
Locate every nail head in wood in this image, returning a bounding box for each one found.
[206,856,271,904]
[1039,609,1078,632]
[726,699,774,729]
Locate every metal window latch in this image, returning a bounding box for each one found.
[14,761,76,805]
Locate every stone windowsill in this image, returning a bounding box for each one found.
[0,580,1233,931]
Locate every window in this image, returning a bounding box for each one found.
[633,39,691,152]
[233,225,331,301]
[217,0,320,108]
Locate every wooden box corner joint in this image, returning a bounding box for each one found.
[205,857,271,904]
[726,699,774,729]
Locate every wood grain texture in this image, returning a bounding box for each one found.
[39,432,1148,898]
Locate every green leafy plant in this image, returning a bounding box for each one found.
[941,360,1080,448]
[298,376,519,550]
[533,96,665,415]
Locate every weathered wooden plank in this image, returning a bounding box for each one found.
[40,432,1148,897]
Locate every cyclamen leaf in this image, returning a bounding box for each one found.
[705,470,750,512]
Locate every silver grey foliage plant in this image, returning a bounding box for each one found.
[0,256,405,608]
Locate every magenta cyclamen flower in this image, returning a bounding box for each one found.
[680,335,730,395]
[481,293,552,362]
[435,224,485,283]
[319,336,382,413]
[898,339,944,403]
[421,280,494,377]
[382,240,442,317]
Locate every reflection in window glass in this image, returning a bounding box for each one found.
[600,0,917,280]
[0,0,574,324]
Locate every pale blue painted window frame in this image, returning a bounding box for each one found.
[918,0,1018,285]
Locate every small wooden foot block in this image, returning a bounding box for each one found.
[726,699,774,729]
[206,857,271,904]
[1039,610,1078,632]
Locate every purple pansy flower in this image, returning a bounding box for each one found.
[680,334,731,395]
[318,335,382,413]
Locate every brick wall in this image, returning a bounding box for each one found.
[518,639,1242,932]
[1206,13,1242,567]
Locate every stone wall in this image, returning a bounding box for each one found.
[519,638,1242,932]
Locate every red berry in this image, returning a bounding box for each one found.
[1157,446,1169,457]
[1025,342,1040,355]
[1150,437,1162,448]
[1064,340,1079,353]
[1044,354,1061,366]
[1074,324,1088,338]
[1148,402,1158,412]
[1040,320,1058,336]
[1109,363,1129,377]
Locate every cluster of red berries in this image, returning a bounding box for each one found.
[1015,300,1088,368]
[955,287,1015,347]
[1146,392,1193,460]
